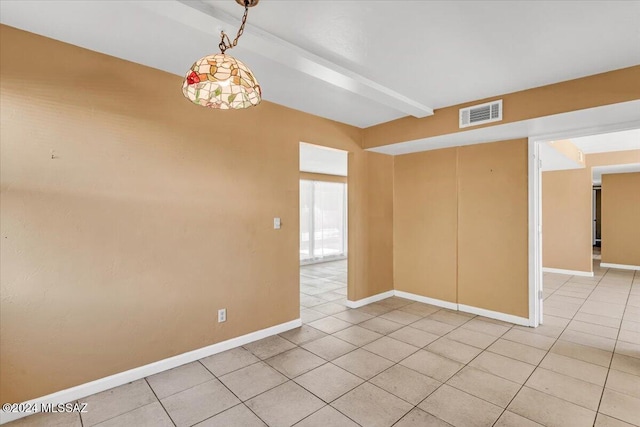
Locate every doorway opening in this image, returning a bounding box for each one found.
[299,142,349,324]
[530,126,640,326]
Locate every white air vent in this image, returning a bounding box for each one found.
[459,99,503,128]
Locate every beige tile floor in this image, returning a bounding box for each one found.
[9,259,640,427]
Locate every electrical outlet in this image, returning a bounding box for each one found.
[218,308,227,323]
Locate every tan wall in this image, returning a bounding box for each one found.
[364,66,640,148]
[542,169,593,272]
[457,139,529,317]
[361,152,395,299]
[587,150,640,167]
[0,25,394,403]
[393,140,529,318]
[601,173,640,266]
[394,148,458,303]
[542,150,640,272]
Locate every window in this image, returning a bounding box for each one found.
[300,180,347,263]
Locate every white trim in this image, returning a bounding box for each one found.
[346,290,394,308]
[600,263,640,271]
[542,267,594,277]
[528,119,640,145]
[394,291,530,326]
[528,138,542,327]
[458,304,531,327]
[393,291,458,310]
[0,319,302,425]
[593,188,597,246]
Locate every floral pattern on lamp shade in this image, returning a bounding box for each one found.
[182,53,261,109]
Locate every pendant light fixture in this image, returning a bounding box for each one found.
[182,0,261,109]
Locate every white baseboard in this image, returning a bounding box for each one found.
[392,291,530,327]
[0,318,302,425]
[600,263,640,271]
[457,304,531,327]
[346,290,394,308]
[393,291,458,310]
[542,267,594,277]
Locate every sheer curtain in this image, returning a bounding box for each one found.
[300,180,347,263]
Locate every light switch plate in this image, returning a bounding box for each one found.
[274,217,281,229]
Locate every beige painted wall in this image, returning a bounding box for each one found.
[602,173,640,266]
[362,152,395,298]
[393,140,529,318]
[393,148,458,302]
[457,139,529,317]
[587,150,640,167]
[542,150,640,272]
[542,169,593,272]
[0,25,394,403]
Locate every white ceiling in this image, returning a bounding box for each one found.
[300,143,348,177]
[570,129,640,154]
[2,1,639,128]
[593,164,640,185]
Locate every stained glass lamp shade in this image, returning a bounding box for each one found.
[182,53,261,109]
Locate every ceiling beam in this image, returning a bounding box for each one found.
[139,0,434,118]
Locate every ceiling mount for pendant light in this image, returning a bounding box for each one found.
[182,0,261,109]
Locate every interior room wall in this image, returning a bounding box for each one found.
[542,149,640,273]
[601,172,640,266]
[542,168,593,273]
[393,148,458,303]
[361,152,395,299]
[457,139,529,317]
[0,25,394,404]
[393,139,529,318]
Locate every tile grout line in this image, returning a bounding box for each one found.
[195,359,273,427]
[143,378,177,427]
[591,266,636,427]
[389,310,521,426]
[301,293,588,426]
[324,303,484,425]
[488,265,608,427]
[296,297,489,426]
[391,320,512,425]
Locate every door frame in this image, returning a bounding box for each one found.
[593,186,601,246]
[527,120,640,327]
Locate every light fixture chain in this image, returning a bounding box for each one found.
[219,1,250,54]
